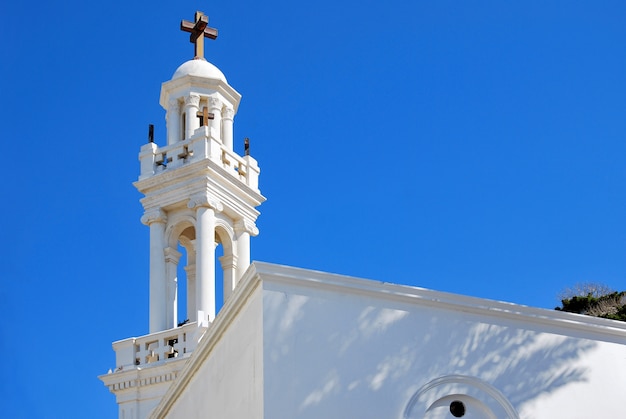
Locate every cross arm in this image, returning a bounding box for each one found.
[180,18,218,42]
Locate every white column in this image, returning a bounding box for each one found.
[219,254,237,302]
[188,195,223,323]
[166,98,181,145]
[197,205,215,322]
[234,219,259,285]
[184,263,196,322]
[164,247,182,328]
[208,97,222,142]
[221,107,234,151]
[180,237,197,322]
[141,209,168,333]
[184,94,201,140]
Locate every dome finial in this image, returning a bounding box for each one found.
[180,11,218,60]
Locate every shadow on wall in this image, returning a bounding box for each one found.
[262,290,596,418]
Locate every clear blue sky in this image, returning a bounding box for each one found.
[1,1,625,417]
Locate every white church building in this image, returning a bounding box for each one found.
[100,12,626,419]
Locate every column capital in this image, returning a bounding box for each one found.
[141,209,167,225]
[234,219,259,236]
[218,254,238,270]
[164,247,182,264]
[184,94,201,107]
[188,194,223,212]
[207,96,222,110]
[222,107,235,120]
[184,263,196,276]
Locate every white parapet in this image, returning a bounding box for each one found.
[136,127,261,193]
[111,321,208,370]
[100,320,210,419]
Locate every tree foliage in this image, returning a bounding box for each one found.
[555,283,626,322]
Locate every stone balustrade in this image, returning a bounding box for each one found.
[112,321,207,371]
[138,126,260,191]
[220,146,260,190]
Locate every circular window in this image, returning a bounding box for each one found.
[403,375,519,419]
[449,400,465,417]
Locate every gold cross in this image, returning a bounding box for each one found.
[196,107,215,127]
[180,11,218,59]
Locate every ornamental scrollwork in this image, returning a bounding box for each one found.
[187,194,223,212]
[141,208,167,225]
[184,94,201,107]
[235,219,259,236]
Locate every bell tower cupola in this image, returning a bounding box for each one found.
[135,11,265,334]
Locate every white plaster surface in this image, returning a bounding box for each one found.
[158,284,265,419]
[258,266,626,418]
[149,262,626,419]
[516,342,626,418]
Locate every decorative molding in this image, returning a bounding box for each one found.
[187,194,223,212]
[105,371,179,393]
[403,374,519,419]
[133,158,267,211]
[234,219,259,236]
[159,72,242,114]
[141,209,167,225]
[164,247,182,264]
[184,264,196,277]
[251,262,626,341]
[218,254,238,270]
[99,357,189,396]
[178,236,195,251]
[184,94,200,108]
[222,107,235,120]
[207,96,222,110]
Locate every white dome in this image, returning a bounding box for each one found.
[172,59,227,82]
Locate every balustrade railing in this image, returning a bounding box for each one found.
[112,321,206,370]
[138,127,260,191]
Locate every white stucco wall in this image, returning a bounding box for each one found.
[150,263,626,419]
[158,283,264,419]
[260,267,626,419]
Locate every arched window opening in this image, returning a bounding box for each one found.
[177,226,196,325]
[215,241,225,315]
[214,224,236,318]
[176,243,188,325]
[168,221,235,324]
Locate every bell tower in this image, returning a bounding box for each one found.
[137,11,264,332]
[100,12,265,419]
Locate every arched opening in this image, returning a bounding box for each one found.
[165,216,237,326]
[177,226,196,325]
[176,243,188,324]
[215,223,235,316]
[215,239,224,314]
